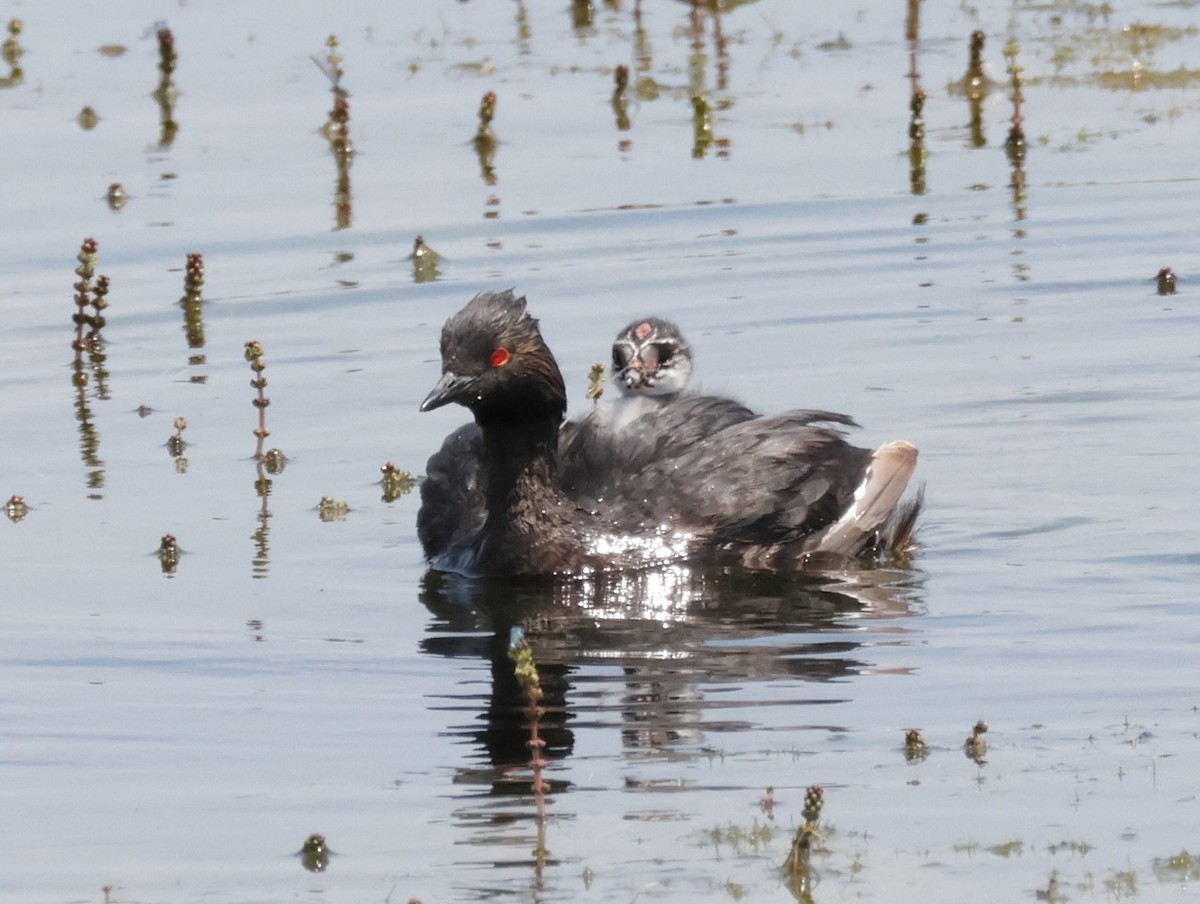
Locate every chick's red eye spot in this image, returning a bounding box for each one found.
[490,347,510,367]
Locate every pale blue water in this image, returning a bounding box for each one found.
[2,1,1199,902]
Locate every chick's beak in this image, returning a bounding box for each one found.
[420,371,476,412]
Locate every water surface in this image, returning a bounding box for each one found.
[2,1,1199,901]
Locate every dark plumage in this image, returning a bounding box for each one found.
[418,290,921,577]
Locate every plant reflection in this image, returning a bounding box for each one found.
[474,90,498,187]
[1004,37,1029,236]
[408,234,441,283]
[686,2,730,159]
[958,30,990,149]
[906,1,927,196]
[316,36,354,230]
[1,18,24,88]
[418,563,922,895]
[153,28,179,149]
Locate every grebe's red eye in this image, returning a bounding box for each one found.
[490,347,510,367]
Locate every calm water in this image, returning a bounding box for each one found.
[3,1,1199,902]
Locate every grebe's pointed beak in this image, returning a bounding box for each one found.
[420,371,476,412]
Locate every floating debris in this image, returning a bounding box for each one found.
[585,362,606,402]
[106,183,128,211]
[380,461,416,502]
[317,496,350,522]
[964,719,989,764]
[263,447,286,475]
[1156,266,1177,296]
[409,234,440,283]
[904,727,930,762]
[474,90,498,184]
[77,106,100,130]
[759,785,775,819]
[158,533,180,575]
[5,494,28,523]
[298,833,329,873]
[167,416,188,472]
[1036,869,1064,902]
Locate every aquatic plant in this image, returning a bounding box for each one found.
[380,461,416,503]
[1153,849,1200,882]
[76,106,99,130]
[70,238,110,492]
[158,533,179,575]
[905,0,921,44]
[783,784,825,900]
[156,27,176,88]
[244,340,284,574]
[106,183,128,211]
[509,634,550,880]
[691,94,713,158]
[168,416,188,473]
[180,253,207,380]
[584,362,606,402]
[1004,38,1028,225]
[474,90,498,184]
[317,36,353,228]
[759,785,775,819]
[708,819,775,857]
[964,719,989,764]
[317,497,350,522]
[965,31,988,147]
[611,64,630,131]
[72,238,110,367]
[962,30,989,102]
[5,494,28,523]
[1036,869,1063,902]
[1004,38,1026,158]
[908,86,927,196]
[299,833,329,873]
[244,340,275,463]
[409,235,440,283]
[904,727,929,762]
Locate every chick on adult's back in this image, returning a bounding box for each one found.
[417,290,921,577]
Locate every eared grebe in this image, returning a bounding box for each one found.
[419,313,721,557]
[418,290,920,576]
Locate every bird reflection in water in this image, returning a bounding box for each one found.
[417,562,923,888]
